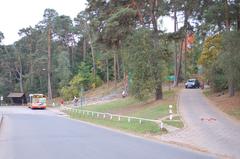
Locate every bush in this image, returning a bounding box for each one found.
[209,64,227,92]
[60,62,103,100]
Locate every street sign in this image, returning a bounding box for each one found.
[167,75,175,81]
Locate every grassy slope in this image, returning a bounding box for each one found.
[84,98,139,112]
[66,84,183,134]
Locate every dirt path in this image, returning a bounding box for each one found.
[160,89,240,159]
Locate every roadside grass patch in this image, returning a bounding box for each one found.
[133,104,171,119]
[164,89,175,98]
[65,88,183,134]
[67,110,166,134]
[84,97,139,112]
[163,120,184,128]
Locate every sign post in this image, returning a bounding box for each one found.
[167,75,175,90]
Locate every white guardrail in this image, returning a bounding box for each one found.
[61,107,164,129]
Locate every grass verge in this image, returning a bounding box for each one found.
[83,97,139,112]
[66,109,167,134]
[65,88,183,135]
[163,120,184,128]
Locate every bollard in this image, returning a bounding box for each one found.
[118,116,121,121]
[160,122,164,129]
[110,115,113,120]
[103,114,106,119]
[128,117,131,123]
[139,119,142,124]
[169,105,173,120]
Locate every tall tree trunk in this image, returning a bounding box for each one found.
[150,0,158,33]
[29,38,33,87]
[47,26,53,100]
[174,42,179,86]
[113,50,117,86]
[237,13,240,31]
[236,0,240,31]
[173,4,179,87]
[150,0,163,100]
[224,0,231,31]
[116,53,120,81]
[131,0,144,25]
[89,37,96,78]
[68,47,73,69]
[19,73,23,93]
[39,76,43,92]
[16,50,24,93]
[71,45,74,69]
[228,78,235,96]
[83,36,86,61]
[224,0,235,96]
[176,40,184,83]
[183,6,189,81]
[106,58,109,88]
[155,83,163,100]
[184,35,187,80]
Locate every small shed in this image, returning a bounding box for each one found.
[7,93,27,105]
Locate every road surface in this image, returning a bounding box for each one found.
[161,89,240,159]
[0,106,215,159]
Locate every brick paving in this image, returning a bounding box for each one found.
[160,89,240,159]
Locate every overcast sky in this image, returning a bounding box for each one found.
[0,0,87,45]
[0,0,175,45]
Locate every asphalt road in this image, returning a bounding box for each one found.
[0,107,215,159]
[161,89,240,159]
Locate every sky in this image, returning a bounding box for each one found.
[0,0,87,45]
[0,0,175,45]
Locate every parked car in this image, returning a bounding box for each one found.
[185,79,200,88]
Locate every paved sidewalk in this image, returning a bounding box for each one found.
[160,89,240,159]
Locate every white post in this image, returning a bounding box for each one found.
[160,122,164,129]
[0,96,3,106]
[110,115,113,120]
[128,117,131,123]
[103,114,106,119]
[139,119,142,124]
[169,105,173,120]
[118,116,121,121]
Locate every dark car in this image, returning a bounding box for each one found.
[185,79,200,88]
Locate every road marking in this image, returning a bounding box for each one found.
[200,117,217,122]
